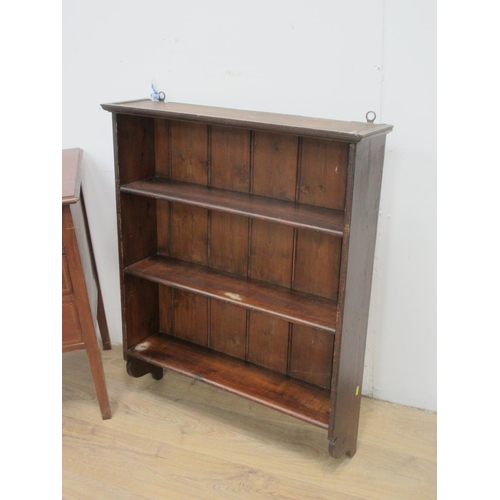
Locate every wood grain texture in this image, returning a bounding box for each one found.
[329,136,387,458]
[299,138,349,210]
[289,324,334,389]
[124,255,337,333]
[63,346,437,500]
[249,219,294,288]
[115,114,155,185]
[170,120,208,185]
[247,311,289,374]
[293,229,342,299]
[252,131,298,201]
[101,100,394,142]
[210,300,247,359]
[170,203,208,266]
[172,290,208,346]
[121,178,344,236]
[210,211,248,276]
[211,125,251,193]
[128,333,331,428]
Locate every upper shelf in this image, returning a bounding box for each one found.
[121,177,344,236]
[101,100,393,142]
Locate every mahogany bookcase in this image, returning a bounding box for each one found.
[101,100,392,457]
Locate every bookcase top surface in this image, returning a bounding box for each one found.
[101,99,393,142]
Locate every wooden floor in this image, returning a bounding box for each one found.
[62,345,437,500]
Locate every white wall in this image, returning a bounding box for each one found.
[63,0,436,411]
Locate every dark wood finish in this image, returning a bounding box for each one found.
[170,121,209,185]
[128,332,331,428]
[210,300,247,359]
[210,211,249,276]
[249,219,294,288]
[126,357,163,380]
[62,148,111,420]
[170,203,208,265]
[247,311,289,373]
[211,125,251,193]
[124,255,337,333]
[172,289,208,346]
[103,100,392,458]
[328,136,388,458]
[299,138,349,210]
[102,100,393,142]
[252,131,298,201]
[289,325,334,389]
[293,229,342,299]
[121,178,344,236]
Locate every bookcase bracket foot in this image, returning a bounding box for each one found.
[126,357,164,380]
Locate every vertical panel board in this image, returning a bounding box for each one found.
[157,200,170,256]
[210,300,247,359]
[248,311,289,374]
[211,126,251,193]
[299,138,349,210]
[154,118,170,178]
[120,193,157,268]
[170,203,208,265]
[252,131,298,201]
[116,114,155,185]
[294,229,342,300]
[123,275,159,349]
[170,121,209,185]
[159,285,173,334]
[289,325,334,389]
[210,212,249,276]
[172,290,208,346]
[250,219,294,288]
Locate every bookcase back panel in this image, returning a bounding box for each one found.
[149,120,349,213]
[294,229,342,300]
[249,219,294,288]
[123,275,159,348]
[211,125,251,193]
[169,121,209,185]
[209,300,247,359]
[153,194,341,300]
[290,325,334,389]
[247,311,289,373]
[299,138,349,210]
[156,282,334,388]
[172,289,209,346]
[252,131,299,201]
[210,211,249,277]
[120,194,157,268]
[170,203,208,266]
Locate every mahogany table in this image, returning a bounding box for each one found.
[62,148,111,419]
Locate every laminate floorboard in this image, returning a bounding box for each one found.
[62,345,437,500]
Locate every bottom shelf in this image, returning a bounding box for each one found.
[128,332,331,429]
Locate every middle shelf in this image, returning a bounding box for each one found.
[125,255,337,333]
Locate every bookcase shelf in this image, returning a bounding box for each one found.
[125,255,337,333]
[128,332,331,428]
[103,99,392,458]
[121,177,344,236]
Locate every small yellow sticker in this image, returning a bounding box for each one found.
[355,386,360,396]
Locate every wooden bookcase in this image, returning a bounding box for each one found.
[101,100,392,458]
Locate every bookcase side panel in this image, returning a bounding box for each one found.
[328,135,387,458]
[115,114,155,185]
